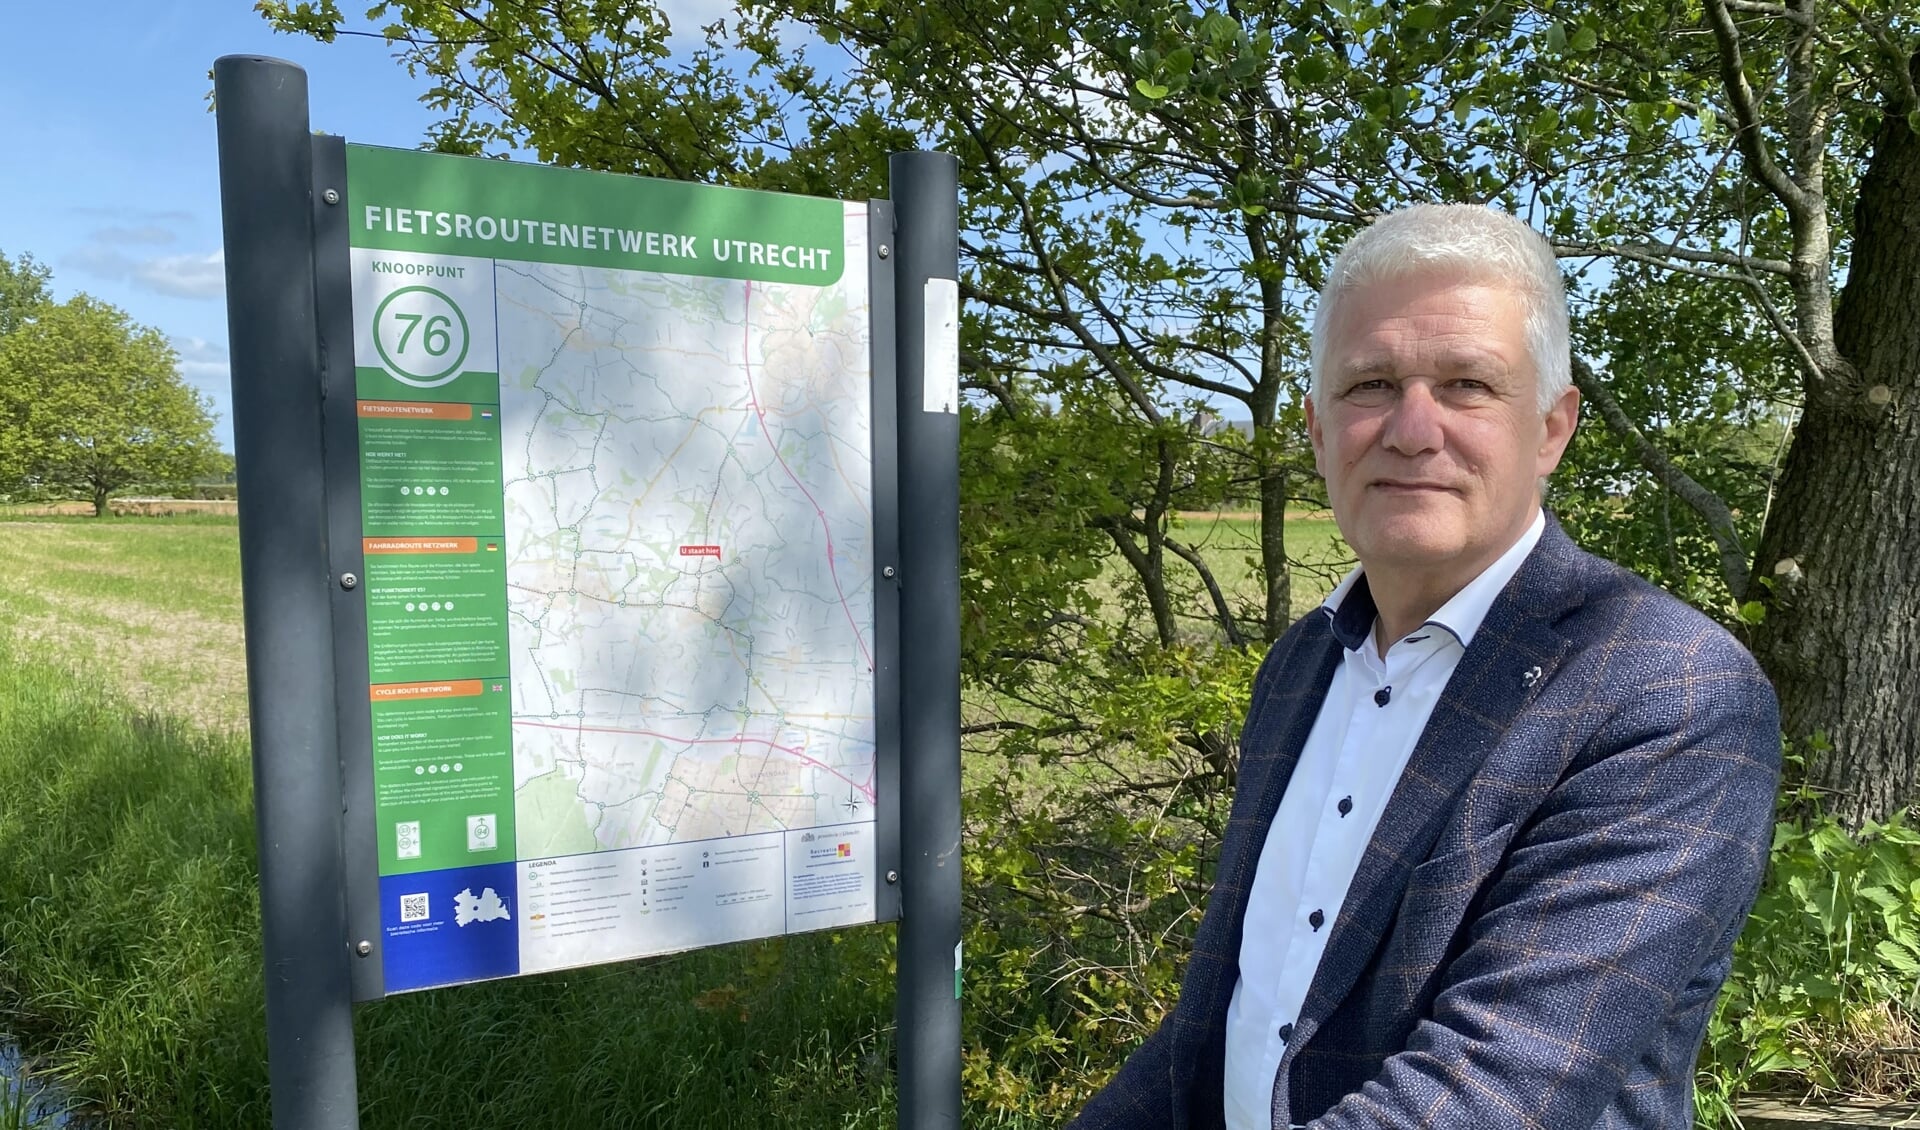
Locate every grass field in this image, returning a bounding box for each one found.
[1164,510,1351,623]
[0,517,246,730]
[0,512,1339,1126]
[0,630,903,1128]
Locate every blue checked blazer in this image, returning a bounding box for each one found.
[1071,516,1781,1129]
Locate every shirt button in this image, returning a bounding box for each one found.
[1373,686,1392,707]
[1337,796,1353,817]
[1278,1022,1294,1042]
[1309,908,1325,931]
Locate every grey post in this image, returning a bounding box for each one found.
[214,55,362,1129]
[889,150,963,1130]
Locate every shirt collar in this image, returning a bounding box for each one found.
[1321,509,1546,652]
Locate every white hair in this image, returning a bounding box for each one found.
[1308,204,1571,416]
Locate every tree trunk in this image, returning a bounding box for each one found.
[91,485,109,517]
[1260,462,1290,643]
[1751,106,1920,825]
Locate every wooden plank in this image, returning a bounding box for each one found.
[1736,1100,1920,1128]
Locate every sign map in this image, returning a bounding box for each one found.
[343,144,879,992]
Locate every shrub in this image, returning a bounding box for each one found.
[1696,804,1920,1125]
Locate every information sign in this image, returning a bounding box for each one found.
[216,57,955,1125]
[340,144,883,992]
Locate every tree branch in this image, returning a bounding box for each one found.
[1830,0,1920,113]
[1722,0,1808,23]
[1162,533,1246,646]
[1703,0,1850,395]
[1703,0,1813,214]
[1554,239,1792,276]
[1570,356,1753,599]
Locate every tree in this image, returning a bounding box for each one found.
[1389,0,1920,824]
[0,296,220,515]
[0,248,52,338]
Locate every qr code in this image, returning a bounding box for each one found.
[400,893,430,922]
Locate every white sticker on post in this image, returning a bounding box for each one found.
[923,277,960,414]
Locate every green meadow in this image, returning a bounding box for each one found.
[1164,510,1351,625]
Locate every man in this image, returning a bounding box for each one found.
[1071,204,1780,1128]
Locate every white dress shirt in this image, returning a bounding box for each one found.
[1221,510,1545,1130]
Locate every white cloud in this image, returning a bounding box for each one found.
[171,335,228,374]
[70,206,194,223]
[133,250,225,299]
[71,245,225,299]
[169,336,231,403]
[65,209,224,300]
[91,225,178,245]
[67,245,136,279]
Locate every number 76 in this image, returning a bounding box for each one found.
[394,312,454,356]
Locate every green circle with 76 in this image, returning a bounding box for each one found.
[371,284,471,386]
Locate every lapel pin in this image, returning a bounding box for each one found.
[1521,666,1543,687]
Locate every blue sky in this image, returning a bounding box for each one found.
[0,2,453,450]
[0,0,731,451]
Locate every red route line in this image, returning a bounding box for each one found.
[741,279,876,674]
[515,717,876,804]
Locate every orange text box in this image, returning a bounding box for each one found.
[358,400,474,421]
[364,537,479,555]
[369,679,485,702]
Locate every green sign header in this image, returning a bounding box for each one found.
[345,144,847,285]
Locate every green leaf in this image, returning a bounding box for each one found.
[1134,79,1170,100]
[1802,973,1842,999]
[1859,885,1902,912]
[1545,22,1567,52]
[1748,1047,1810,1074]
[1570,26,1597,53]
[1404,3,1444,32]
[1737,600,1766,625]
[1197,11,1239,46]
[1877,939,1920,976]
[1295,55,1330,85]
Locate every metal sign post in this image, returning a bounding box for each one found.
[212,54,362,1130]
[888,150,963,1130]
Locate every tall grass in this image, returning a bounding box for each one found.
[0,646,912,1127]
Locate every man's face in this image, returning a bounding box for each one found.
[1307,271,1579,577]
